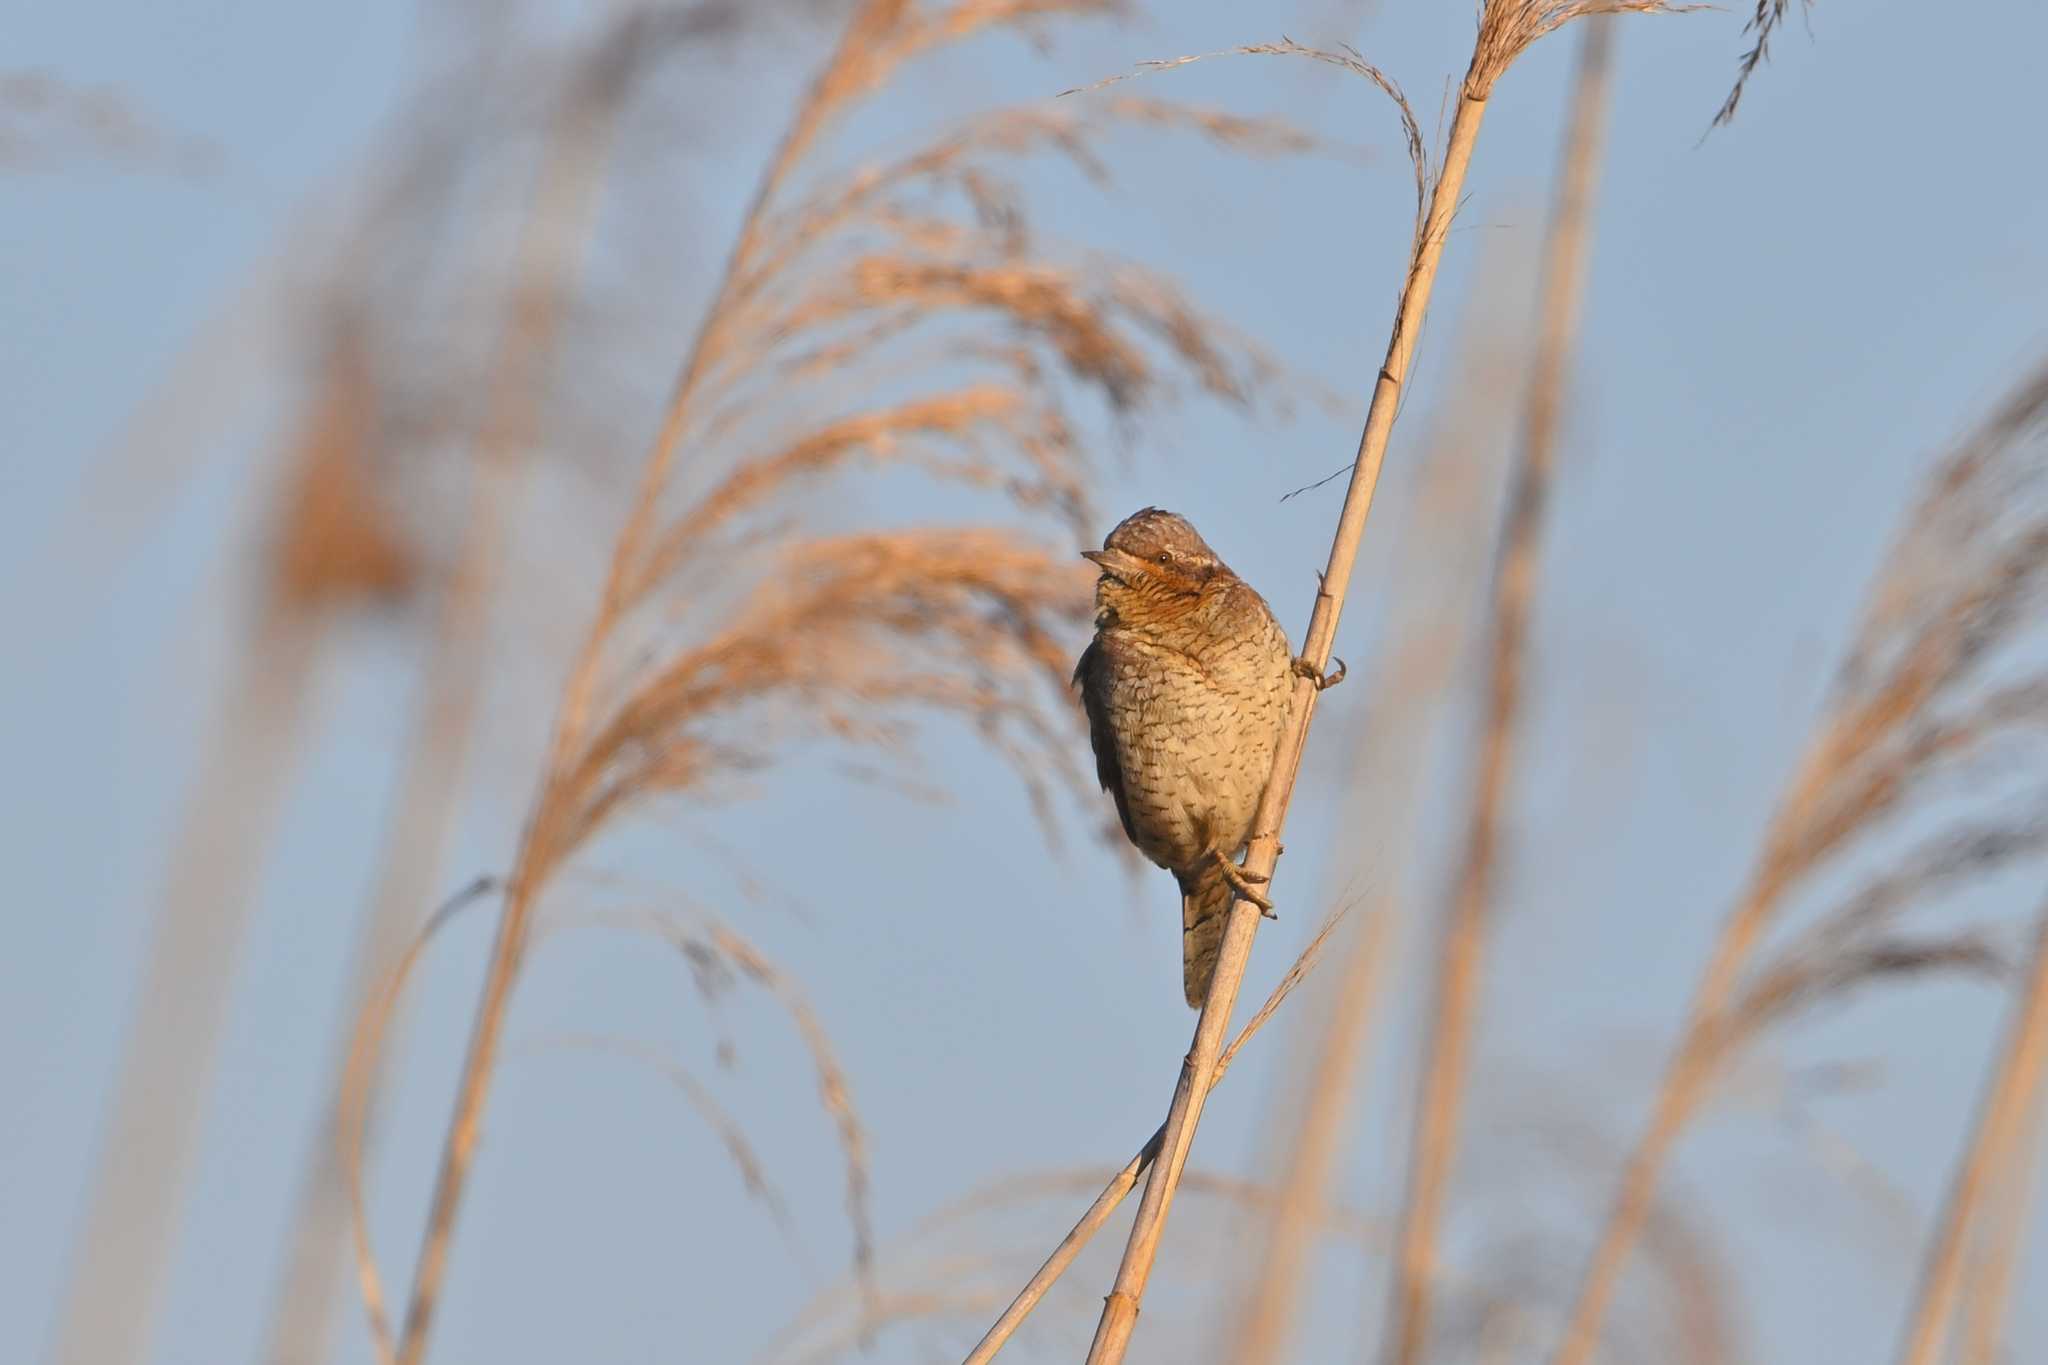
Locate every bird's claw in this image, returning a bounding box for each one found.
[1210,850,1277,919]
[1292,655,1346,691]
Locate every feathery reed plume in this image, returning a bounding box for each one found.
[366,4,1317,1361]
[1065,10,1689,1362]
[1894,908,2048,1365]
[1381,21,1616,1365]
[1713,1,1811,128]
[1226,223,1537,1365]
[1554,357,2048,1365]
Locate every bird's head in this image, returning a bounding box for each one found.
[1083,507,1222,618]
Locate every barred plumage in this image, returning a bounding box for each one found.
[1074,508,1295,1006]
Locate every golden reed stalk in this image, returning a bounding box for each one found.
[1079,8,1682,1361]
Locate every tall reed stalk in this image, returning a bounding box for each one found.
[1078,8,1680,1362]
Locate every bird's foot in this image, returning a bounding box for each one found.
[1292,655,1346,691]
[1209,850,1277,919]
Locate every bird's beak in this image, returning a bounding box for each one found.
[1081,547,1145,584]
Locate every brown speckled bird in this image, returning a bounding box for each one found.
[1075,507,1313,1007]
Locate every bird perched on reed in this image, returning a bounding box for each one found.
[1074,507,1338,1007]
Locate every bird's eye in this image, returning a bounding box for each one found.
[1156,551,1172,564]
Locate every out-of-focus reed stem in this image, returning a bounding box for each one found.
[1895,909,2048,1365]
[1080,76,1490,1365]
[49,618,321,1365]
[1957,1058,2048,1365]
[1382,21,1615,1364]
[260,28,637,1362]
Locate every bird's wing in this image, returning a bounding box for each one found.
[1074,638,1140,847]
[1227,577,1289,647]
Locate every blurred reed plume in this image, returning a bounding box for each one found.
[1557,357,2048,1363]
[59,9,847,1359]
[349,4,1324,1362]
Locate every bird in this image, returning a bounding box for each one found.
[1073,507,1339,1007]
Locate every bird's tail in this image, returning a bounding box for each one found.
[1178,860,1236,1009]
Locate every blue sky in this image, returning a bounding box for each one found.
[6,1,2048,1362]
